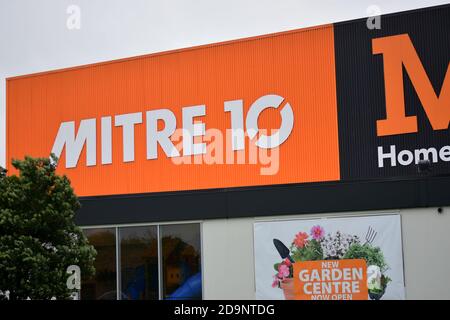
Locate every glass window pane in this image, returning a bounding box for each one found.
[120,226,159,300]
[81,228,117,300]
[161,223,202,300]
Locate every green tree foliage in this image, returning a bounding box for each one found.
[0,155,96,300]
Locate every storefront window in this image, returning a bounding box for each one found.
[160,224,202,300]
[81,228,117,300]
[80,223,202,300]
[119,226,158,300]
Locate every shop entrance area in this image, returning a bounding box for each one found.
[80,223,202,300]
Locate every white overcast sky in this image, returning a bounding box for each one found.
[0,0,449,168]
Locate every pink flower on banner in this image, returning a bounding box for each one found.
[293,232,309,248]
[272,276,279,288]
[284,258,292,267]
[278,264,290,278]
[310,225,325,240]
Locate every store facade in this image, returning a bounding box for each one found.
[5,4,450,299]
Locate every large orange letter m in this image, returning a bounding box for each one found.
[373,34,450,136]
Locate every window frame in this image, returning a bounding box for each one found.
[81,221,203,300]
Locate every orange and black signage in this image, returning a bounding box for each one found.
[6,5,450,207]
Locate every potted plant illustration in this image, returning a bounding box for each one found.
[272,226,391,300]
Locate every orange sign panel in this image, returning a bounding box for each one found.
[293,259,368,300]
[7,26,340,197]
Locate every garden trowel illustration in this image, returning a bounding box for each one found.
[273,238,295,263]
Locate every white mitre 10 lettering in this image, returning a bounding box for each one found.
[51,94,294,168]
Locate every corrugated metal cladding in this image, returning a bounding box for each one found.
[7,25,340,197]
[6,4,450,203]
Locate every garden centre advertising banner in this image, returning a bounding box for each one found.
[254,215,405,300]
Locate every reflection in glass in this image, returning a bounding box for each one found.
[161,224,202,300]
[120,226,158,300]
[81,228,117,300]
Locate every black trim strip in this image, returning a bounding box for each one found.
[76,176,450,226]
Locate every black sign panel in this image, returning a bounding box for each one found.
[334,5,450,181]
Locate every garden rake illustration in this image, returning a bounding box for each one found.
[364,226,377,245]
